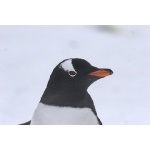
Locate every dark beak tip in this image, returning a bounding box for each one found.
[109,69,113,75]
[104,69,113,75]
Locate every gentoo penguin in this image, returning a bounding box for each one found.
[20,58,113,125]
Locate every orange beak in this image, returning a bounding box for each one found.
[89,69,113,78]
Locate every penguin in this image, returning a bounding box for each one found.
[20,58,113,125]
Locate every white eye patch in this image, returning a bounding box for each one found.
[60,59,77,77]
[60,59,76,72]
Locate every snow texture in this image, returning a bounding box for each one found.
[0,25,150,125]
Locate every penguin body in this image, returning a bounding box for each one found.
[31,103,99,125]
[21,58,113,125]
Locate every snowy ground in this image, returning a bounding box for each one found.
[0,25,150,125]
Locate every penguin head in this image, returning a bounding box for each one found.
[49,58,113,92]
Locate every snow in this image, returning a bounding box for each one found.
[0,25,150,125]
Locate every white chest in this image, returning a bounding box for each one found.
[31,103,99,125]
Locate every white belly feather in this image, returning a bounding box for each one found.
[31,103,99,125]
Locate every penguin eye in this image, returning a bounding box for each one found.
[68,71,77,77]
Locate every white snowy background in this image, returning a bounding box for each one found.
[0,25,150,125]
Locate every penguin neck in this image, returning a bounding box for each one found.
[42,77,88,99]
[40,79,96,109]
[40,80,98,117]
[41,83,87,104]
